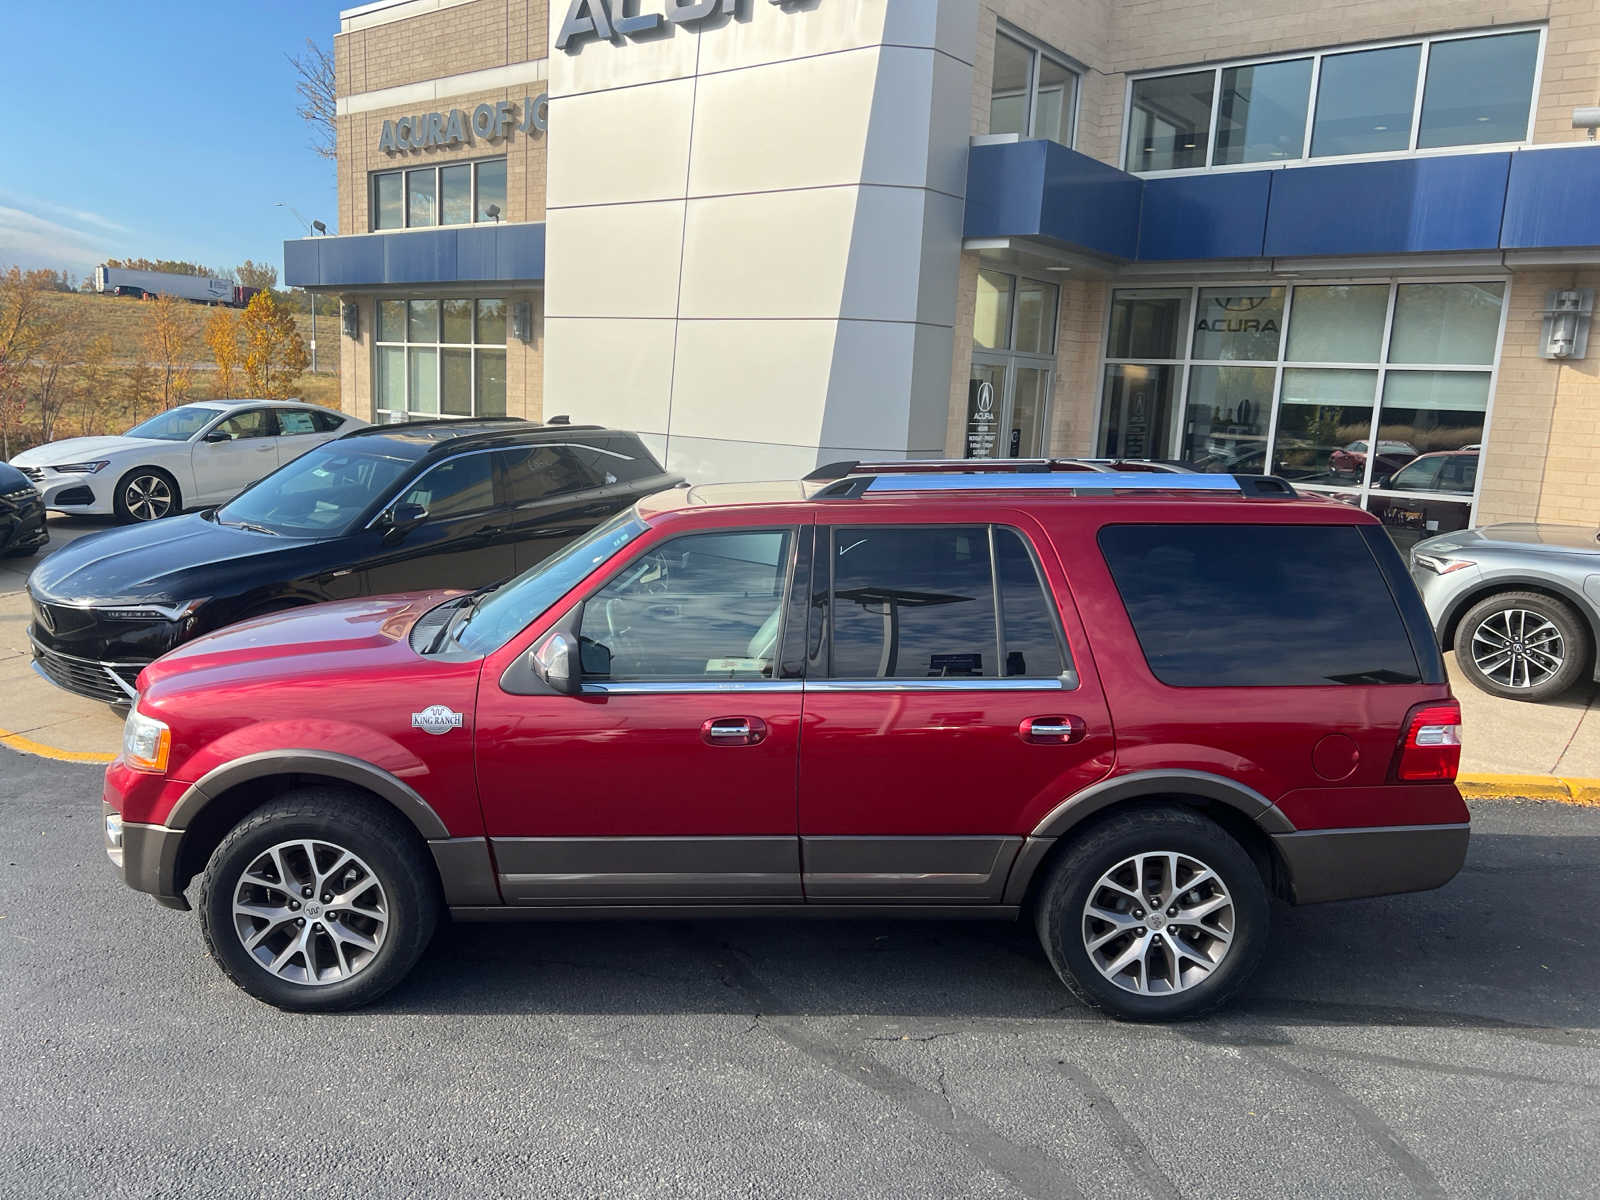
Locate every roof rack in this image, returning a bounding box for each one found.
[812,470,1299,499]
[805,458,1109,481]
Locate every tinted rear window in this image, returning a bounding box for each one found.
[1098,524,1420,687]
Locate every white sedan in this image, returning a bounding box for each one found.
[9,400,367,522]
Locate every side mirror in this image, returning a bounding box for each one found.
[1373,474,1392,490]
[203,429,232,443]
[530,630,581,695]
[388,501,428,534]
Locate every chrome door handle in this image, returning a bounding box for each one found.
[707,723,750,738]
[1020,716,1081,744]
[700,716,768,746]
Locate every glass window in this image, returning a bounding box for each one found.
[974,270,1013,350]
[216,443,415,537]
[1286,285,1389,362]
[1418,31,1539,148]
[124,405,226,441]
[1192,287,1285,361]
[989,32,1032,137]
[1008,366,1050,459]
[1180,365,1274,470]
[407,347,439,415]
[442,298,473,344]
[1377,370,1488,458]
[440,165,472,226]
[1385,453,1444,492]
[1014,279,1057,355]
[1128,71,1214,171]
[995,529,1067,679]
[1310,44,1421,157]
[310,410,346,433]
[406,167,436,227]
[278,409,318,436]
[376,347,405,418]
[476,299,506,344]
[378,300,407,343]
[965,363,1005,460]
[1097,524,1421,686]
[1107,290,1188,360]
[476,350,506,416]
[402,453,495,519]
[441,348,472,416]
[476,159,507,222]
[1387,283,1504,365]
[1273,368,1378,484]
[1035,56,1077,144]
[213,409,278,440]
[1214,58,1313,165]
[407,299,438,343]
[497,445,606,505]
[828,526,996,680]
[373,173,403,231]
[578,530,793,682]
[1099,364,1177,459]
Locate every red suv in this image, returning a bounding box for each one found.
[102,464,1468,1019]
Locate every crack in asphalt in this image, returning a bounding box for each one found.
[1054,1060,1182,1200]
[698,931,1087,1200]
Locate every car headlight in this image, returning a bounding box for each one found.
[95,599,207,623]
[121,706,171,774]
[1413,553,1476,575]
[52,460,111,474]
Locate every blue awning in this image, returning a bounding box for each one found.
[965,141,1600,265]
[283,222,545,290]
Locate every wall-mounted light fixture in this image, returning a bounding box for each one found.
[512,300,533,343]
[341,301,360,340]
[1573,107,1600,141]
[1539,288,1593,360]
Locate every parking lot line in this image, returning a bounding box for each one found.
[1458,773,1600,806]
[0,725,116,765]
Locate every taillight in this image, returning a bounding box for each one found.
[1396,702,1462,782]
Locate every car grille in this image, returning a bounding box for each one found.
[15,466,43,483]
[1,485,38,505]
[31,599,99,640]
[29,639,140,703]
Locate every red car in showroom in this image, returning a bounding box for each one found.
[103,463,1467,1020]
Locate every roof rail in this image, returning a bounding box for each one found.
[812,471,1299,499]
[804,458,1109,481]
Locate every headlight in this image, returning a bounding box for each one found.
[95,599,207,622]
[52,460,111,474]
[121,706,171,774]
[1413,553,1476,575]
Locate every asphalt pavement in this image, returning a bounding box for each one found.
[2,748,1597,1199]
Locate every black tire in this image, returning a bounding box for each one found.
[113,467,180,522]
[1034,806,1269,1021]
[197,788,440,1012]
[1453,590,1589,702]
[3,543,41,558]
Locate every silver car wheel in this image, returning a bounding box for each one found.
[232,838,389,987]
[1082,850,1235,996]
[1471,608,1564,690]
[124,474,173,521]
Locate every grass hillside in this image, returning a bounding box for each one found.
[6,291,341,456]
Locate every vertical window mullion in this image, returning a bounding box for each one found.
[1205,67,1222,167]
[1360,283,1402,500]
[1025,48,1039,137]
[1408,40,1430,152]
[1302,54,1323,158]
[1262,285,1294,472]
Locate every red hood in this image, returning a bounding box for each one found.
[138,590,460,695]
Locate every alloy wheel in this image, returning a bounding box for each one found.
[124,474,173,520]
[1081,850,1235,996]
[232,838,389,986]
[1471,608,1564,690]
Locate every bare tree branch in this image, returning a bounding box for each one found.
[289,37,337,162]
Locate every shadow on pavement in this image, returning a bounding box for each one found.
[372,831,1600,1036]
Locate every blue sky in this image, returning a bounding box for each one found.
[0,1,340,282]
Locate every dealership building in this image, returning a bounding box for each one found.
[286,0,1600,543]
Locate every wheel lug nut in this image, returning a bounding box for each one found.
[289,901,300,910]
[1133,908,1144,918]
[322,894,332,904]
[301,887,312,898]
[295,917,305,926]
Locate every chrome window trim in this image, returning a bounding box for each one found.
[581,680,805,695]
[805,677,1070,693]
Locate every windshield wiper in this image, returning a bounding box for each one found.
[227,520,279,536]
[425,580,506,654]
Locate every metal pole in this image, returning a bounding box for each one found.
[311,292,317,374]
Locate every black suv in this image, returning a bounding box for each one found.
[0,461,47,557]
[28,419,681,701]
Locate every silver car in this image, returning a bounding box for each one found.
[1410,524,1600,702]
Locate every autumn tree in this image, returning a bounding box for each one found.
[144,293,198,409]
[121,359,156,425]
[0,267,50,457]
[240,290,308,397]
[204,307,243,396]
[29,313,78,444]
[71,334,114,436]
[235,260,279,292]
[289,39,336,161]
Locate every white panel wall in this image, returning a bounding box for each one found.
[544,0,977,482]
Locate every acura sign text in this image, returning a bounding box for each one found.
[378,94,547,154]
[557,0,802,52]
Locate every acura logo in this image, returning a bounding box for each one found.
[35,603,54,634]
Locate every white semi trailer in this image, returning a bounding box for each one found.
[92,266,256,307]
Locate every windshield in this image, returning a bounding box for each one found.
[215,441,414,535]
[456,510,647,654]
[125,405,224,441]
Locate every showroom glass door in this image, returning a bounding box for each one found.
[965,269,1059,459]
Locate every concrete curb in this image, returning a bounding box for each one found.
[1458,773,1600,807]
